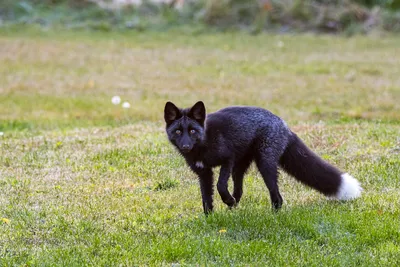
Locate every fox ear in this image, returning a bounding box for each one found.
[188,101,206,125]
[164,102,182,125]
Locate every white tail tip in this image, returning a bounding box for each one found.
[336,173,362,200]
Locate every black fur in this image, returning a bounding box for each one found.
[164,101,345,214]
[279,133,342,196]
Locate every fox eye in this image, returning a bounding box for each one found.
[175,130,182,135]
[190,129,196,134]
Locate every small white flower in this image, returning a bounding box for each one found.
[122,102,131,109]
[277,41,284,48]
[0,132,3,136]
[111,96,121,105]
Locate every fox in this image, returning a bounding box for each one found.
[164,101,362,214]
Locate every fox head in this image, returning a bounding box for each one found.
[164,101,206,154]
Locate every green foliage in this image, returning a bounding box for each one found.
[1,0,400,33]
[353,0,400,8]
[153,178,180,191]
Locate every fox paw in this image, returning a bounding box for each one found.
[226,197,237,209]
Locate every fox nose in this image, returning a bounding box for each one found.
[181,144,192,153]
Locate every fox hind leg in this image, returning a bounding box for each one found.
[255,150,283,210]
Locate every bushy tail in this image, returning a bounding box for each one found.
[279,133,362,200]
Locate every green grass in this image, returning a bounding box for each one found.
[1,28,400,266]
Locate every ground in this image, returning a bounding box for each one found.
[0,28,400,266]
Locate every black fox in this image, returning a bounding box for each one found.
[164,101,362,214]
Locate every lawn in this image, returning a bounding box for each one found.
[1,28,400,266]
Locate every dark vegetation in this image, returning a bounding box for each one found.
[1,0,400,34]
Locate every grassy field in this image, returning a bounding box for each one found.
[1,28,400,266]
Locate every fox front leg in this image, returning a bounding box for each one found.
[197,168,214,215]
[217,163,236,208]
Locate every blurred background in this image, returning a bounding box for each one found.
[2,0,400,132]
[1,0,400,35]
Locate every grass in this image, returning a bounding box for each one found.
[1,28,400,266]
